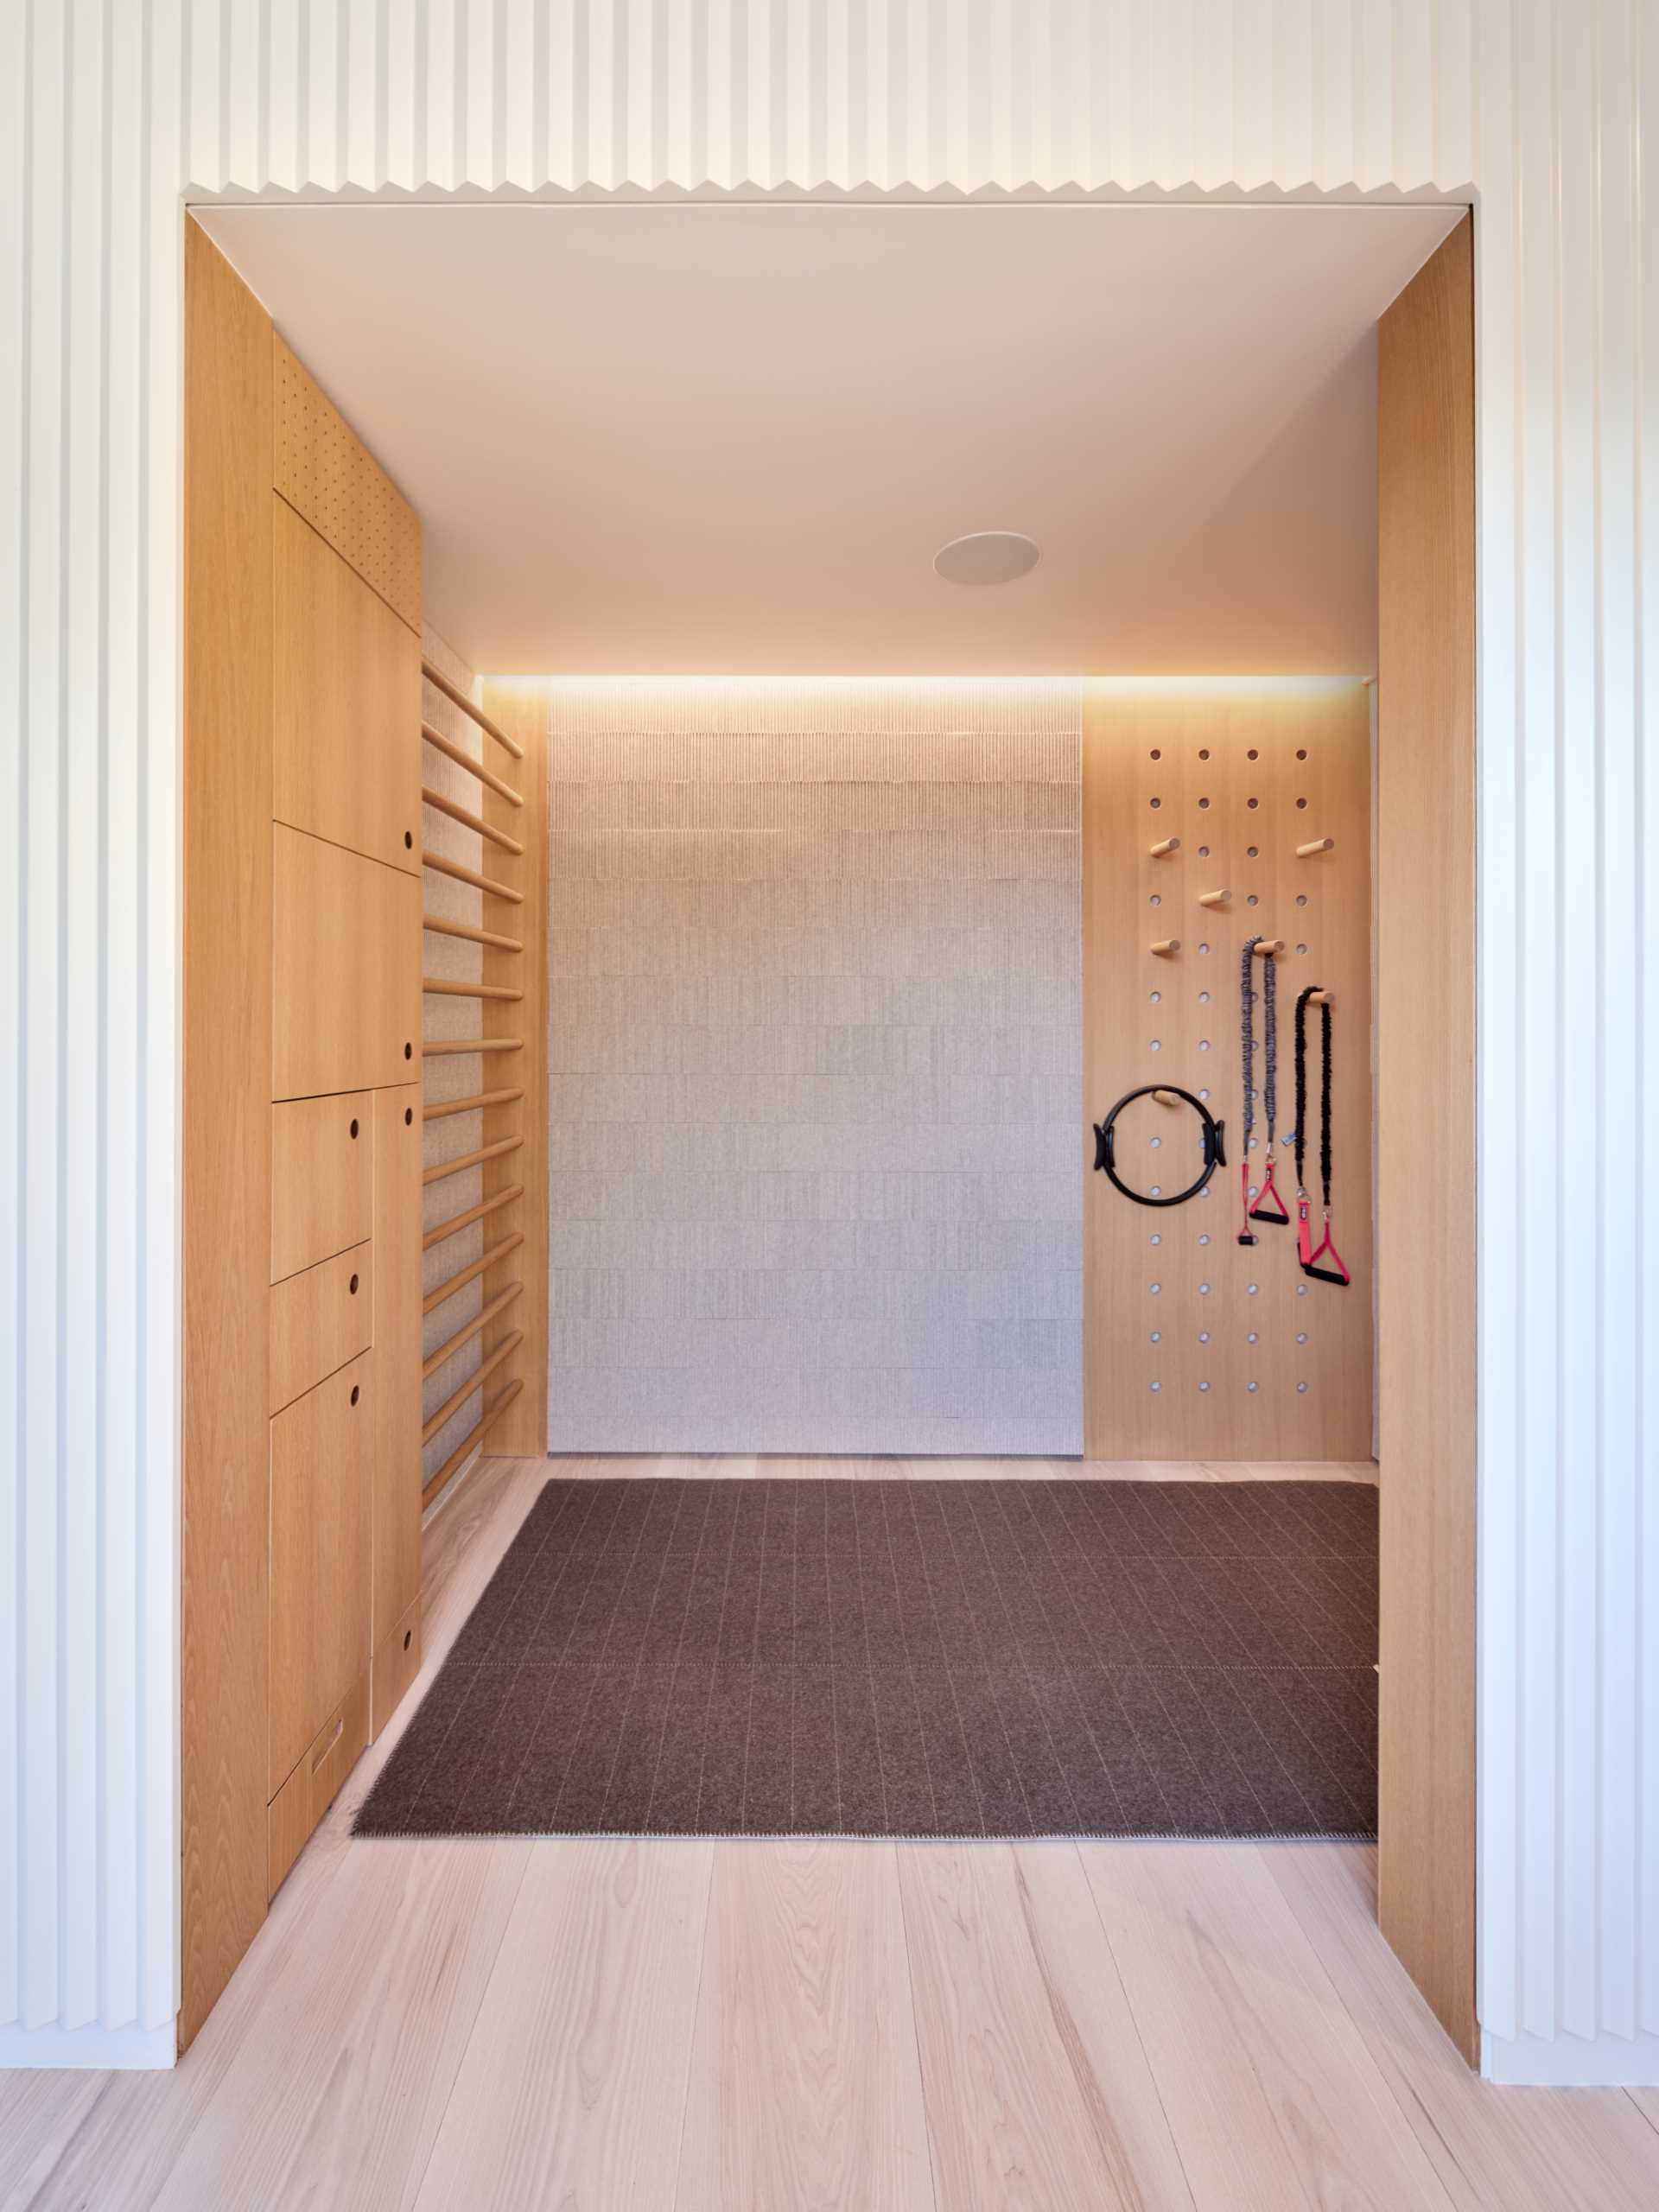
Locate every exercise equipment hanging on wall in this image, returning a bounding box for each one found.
[1294,984,1351,1286]
[1237,934,1290,1246]
[1093,1085,1225,1208]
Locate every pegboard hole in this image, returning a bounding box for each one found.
[1297,943,1308,955]
[1297,1381,1309,1394]
[1198,796,1211,809]
[1149,989,1161,1002]
[1247,845,1258,858]
[1296,893,1308,907]
[1150,1186,1162,1198]
[1149,893,1161,906]
[1198,1282,1211,1294]
[1248,1381,1260,1393]
[1150,1282,1162,1295]
[1297,1283,1309,1297]
[1198,1088,1210,1101]
[1248,1283,1259,1294]
[1151,1382,1162,1392]
[1198,1331,1211,1344]
[1198,989,1210,1004]
[1198,1381,1211,1392]
[1296,1332,1307,1344]
[1150,1039,1161,1051]
[1150,1330,1162,1343]
[1150,1233,1161,1245]
[1150,1136,1162,1148]
[1198,1233,1211,1246]
[1198,943,1210,955]
[1198,844,1211,858]
[1150,796,1162,809]
[1247,893,1259,907]
[1198,1039,1210,1052]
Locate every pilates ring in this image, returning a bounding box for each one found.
[1092,1085,1227,1209]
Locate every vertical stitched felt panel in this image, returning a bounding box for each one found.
[545,680,1083,1454]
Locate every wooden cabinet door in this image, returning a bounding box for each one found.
[272,823,420,1100]
[269,1351,373,1796]
[270,1090,372,1282]
[272,495,421,876]
[371,1084,423,1733]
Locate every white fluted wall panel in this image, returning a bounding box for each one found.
[3,0,1651,2081]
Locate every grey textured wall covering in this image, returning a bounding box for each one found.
[546,680,1084,1455]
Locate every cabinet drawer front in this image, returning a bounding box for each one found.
[272,496,421,879]
[271,1091,372,1282]
[272,823,420,1099]
[269,1352,373,1795]
[267,1669,369,1899]
[270,1242,372,1414]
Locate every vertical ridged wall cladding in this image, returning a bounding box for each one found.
[3,0,1651,2082]
[545,679,1083,1456]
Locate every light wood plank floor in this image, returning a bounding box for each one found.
[11,1453,1658,2212]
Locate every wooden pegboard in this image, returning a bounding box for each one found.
[272,336,422,634]
[1083,683,1373,1459]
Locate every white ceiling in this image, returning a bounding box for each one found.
[200,203,1459,677]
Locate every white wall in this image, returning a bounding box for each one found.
[2,1,1651,2082]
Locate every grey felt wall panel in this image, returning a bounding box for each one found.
[546,680,1084,1454]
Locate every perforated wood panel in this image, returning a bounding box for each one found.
[1083,683,1373,1460]
[272,336,421,633]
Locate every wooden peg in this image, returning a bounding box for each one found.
[1251,938,1284,957]
[1152,1088,1181,1107]
[1150,938,1181,957]
[1198,888,1230,909]
[1297,836,1335,857]
[1308,989,1333,1006]
[1149,836,1181,857]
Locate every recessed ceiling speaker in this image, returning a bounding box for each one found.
[933,530,1041,587]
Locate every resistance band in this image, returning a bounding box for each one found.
[1237,937,1289,1244]
[1293,984,1350,1287]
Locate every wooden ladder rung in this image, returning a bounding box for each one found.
[423,1184,524,1253]
[422,1376,524,1510]
[421,660,525,760]
[423,849,522,904]
[423,1280,524,1381]
[423,1037,524,1058]
[423,1085,524,1122]
[423,912,523,954]
[423,1230,524,1316]
[423,785,524,855]
[421,721,524,808]
[423,976,524,1001]
[422,1134,524,1187]
[422,1328,524,1446]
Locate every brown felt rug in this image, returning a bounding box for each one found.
[356,1478,1377,1841]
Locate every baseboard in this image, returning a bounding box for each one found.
[1482,2026,1659,2088]
[0,2017,176,2069]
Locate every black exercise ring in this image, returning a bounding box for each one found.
[1092,1085,1227,1208]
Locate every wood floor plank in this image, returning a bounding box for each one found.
[147,1838,531,2212]
[677,1841,934,2212]
[1267,1843,1659,2212]
[1010,1843,1197,2210]
[0,2070,110,2212]
[1077,1842,1454,2212]
[412,1839,713,2212]
[899,1842,1154,2210]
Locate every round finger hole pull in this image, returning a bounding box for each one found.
[350,1384,360,1407]
[349,1117,359,1139]
[404,1042,413,1059]
[349,1274,359,1295]
[404,1107,413,1126]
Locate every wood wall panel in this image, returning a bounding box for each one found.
[270,1091,374,1283]
[371,1084,424,1733]
[272,336,422,632]
[268,1353,374,1797]
[272,825,421,1101]
[478,683,550,1459]
[1083,683,1373,1461]
[181,219,273,2053]
[1376,217,1478,2065]
[272,495,422,878]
